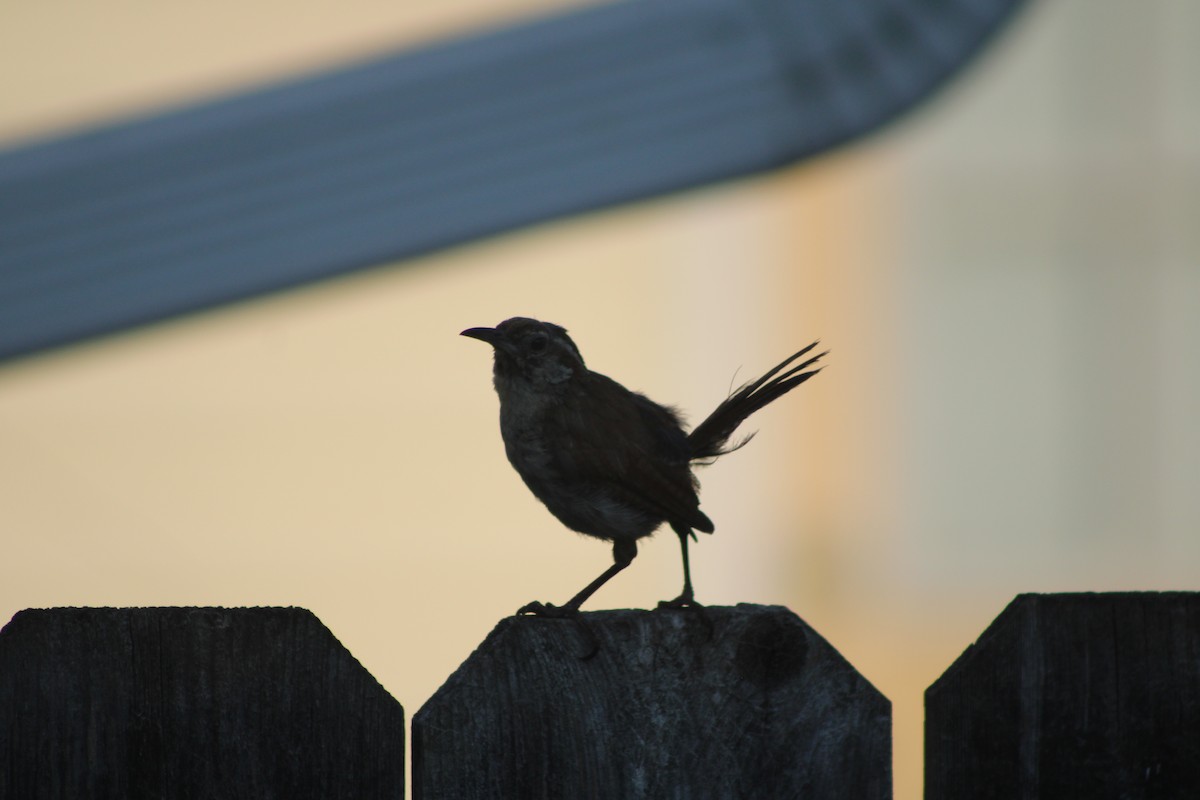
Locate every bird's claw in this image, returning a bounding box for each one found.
[657,594,703,611]
[517,601,579,618]
[656,595,714,639]
[516,601,597,658]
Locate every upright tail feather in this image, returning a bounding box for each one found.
[687,342,826,462]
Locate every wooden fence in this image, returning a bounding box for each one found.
[1,593,1196,798]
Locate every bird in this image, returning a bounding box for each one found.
[461,317,825,616]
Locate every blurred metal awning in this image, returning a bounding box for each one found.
[0,0,1026,361]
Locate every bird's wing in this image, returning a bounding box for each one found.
[547,373,713,533]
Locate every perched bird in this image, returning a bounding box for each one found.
[462,317,824,616]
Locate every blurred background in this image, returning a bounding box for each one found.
[1,1,1197,797]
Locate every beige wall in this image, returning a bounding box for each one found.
[2,2,1198,798]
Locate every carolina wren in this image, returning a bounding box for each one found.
[463,317,824,615]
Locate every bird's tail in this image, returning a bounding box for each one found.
[687,342,826,462]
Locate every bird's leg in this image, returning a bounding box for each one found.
[518,539,637,617]
[658,525,703,609]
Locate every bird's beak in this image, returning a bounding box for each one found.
[460,326,499,344]
[463,325,521,358]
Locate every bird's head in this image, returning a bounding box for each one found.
[461,317,586,389]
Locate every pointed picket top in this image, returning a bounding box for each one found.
[0,607,405,800]
[414,604,891,799]
[927,592,1200,799]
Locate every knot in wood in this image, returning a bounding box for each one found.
[734,612,808,690]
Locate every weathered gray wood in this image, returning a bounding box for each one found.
[413,604,890,799]
[0,607,405,800]
[926,592,1200,799]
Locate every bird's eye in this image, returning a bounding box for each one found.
[528,334,548,354]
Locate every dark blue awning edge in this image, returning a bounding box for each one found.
[0,0,1029,363]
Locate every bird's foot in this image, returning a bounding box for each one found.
[656,593,703,611]
[516,600,579,618]
[656,594,713,639]
[516,601,597,658]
